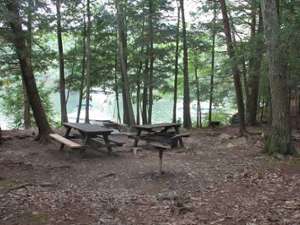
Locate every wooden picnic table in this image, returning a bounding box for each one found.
[61,122,114,154]
[132,123,184,148]
[131,123,189,174]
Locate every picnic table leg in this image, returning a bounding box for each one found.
[60,127,71,151]
[134,130,142,147]
[159,149,164,175]
[79,134,89,156]
[175,126,184,147]
[103,134,112,154]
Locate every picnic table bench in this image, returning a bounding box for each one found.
[50,122,124,155]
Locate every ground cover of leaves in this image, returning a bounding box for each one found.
[0,126,299,225]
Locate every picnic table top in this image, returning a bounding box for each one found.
[63,122,113,134]
[133,123,181,130]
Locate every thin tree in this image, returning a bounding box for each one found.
[114,43,121,123]
[136,19,146,125]
[76,12,86,123]
[5,0,51,141]
[56,0,68,123]
[23,0,34,129]
[172,1,180,123]
[147,0,155,124]
[246,2,264,125]
[142,47,149,124]
[195,65,202,128]
[208,0,216,126]
[85,0,91,123]
[219,0,246,134]
[179,0,192,128]
[262,0,294,155]
[115,0,135,126]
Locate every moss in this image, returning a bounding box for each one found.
[263,128,295,156]
[18,212,49,225]
[0,179,18,190]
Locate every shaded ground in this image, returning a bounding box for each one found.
[0,126,299,225]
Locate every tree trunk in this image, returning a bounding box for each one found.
[208,0,216,126]
[179,0,192,128]
[114,51,121,123]
[136,27,145,125]
[195,66,202,128]
[142,52,149,125]
[147,0,154,124]
[173,2,180,123]
[6,0,51,141]
[219,0,246,134]
[76,14,86,123]
[56,0,68,124]
[23,0,34,129]
[246,4,264,125]
[262,0,294,155]
[85,0,91,123]
[115,0,135,126]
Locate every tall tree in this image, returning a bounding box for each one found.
[142,47,149,125]
[136,19,146,125]
[5,0,51,141]
[179,0,192,128]
[56,0,68,123]
[219,0,246,133]
[76,13,86,123]
[208,0,217,126]
[262,0,294,155]
[147,0,155,124]
[115,0,135,126]
[246,3,264,125]
[85,0,91,123]
[23,0,34,129]
[172,1,180,123]
[194,66,202,128]
[114,52,121,123]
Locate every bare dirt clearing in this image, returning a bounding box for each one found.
[0,127,299,225]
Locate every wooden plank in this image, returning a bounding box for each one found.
[49,133,81,149]
[63,123,113,134]
[95,135,125,146]
[150,142,171,150]
[133,123,181,130]
[170,133,190,140]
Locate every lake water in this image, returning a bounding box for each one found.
[0,89,233,129]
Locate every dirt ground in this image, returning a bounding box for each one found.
[0,126,300,225]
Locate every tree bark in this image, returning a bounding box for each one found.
[262,0,294,155]
[179,0,192,128]
[115,0,135,126]
[246,5,264,125]
[173,2,180,123]
[208,0,216,126]
[219,0,246,134]
[76,14,86,123]
[56,0,68,124]
[6,0,51,141]
[85,0,91,123]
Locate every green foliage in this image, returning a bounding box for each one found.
[0,74,55,128]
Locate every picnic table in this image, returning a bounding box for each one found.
[58,122,115,154]
[130,123,190,174]
[132,123,186,148]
